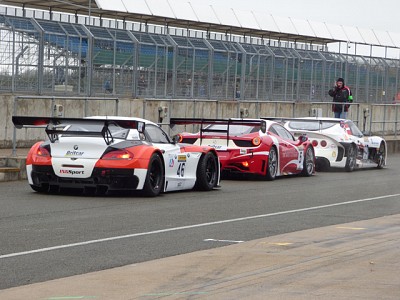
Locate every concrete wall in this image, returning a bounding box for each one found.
[2,94,400,148]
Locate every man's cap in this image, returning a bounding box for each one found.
[336,77,344,83]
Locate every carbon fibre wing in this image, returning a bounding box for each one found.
[12,116,145,145]
[170,118,266,146]
[261,117,346,132]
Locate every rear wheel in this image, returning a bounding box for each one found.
[345,144,357,172]
[301,146,315,176]
[142,153,164,197]
[265,147,278,181]
[315,158,330,172]
[30,184,48,193]
[195,152,218,191]
[377,142,386,169]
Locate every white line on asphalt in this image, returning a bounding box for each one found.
[203,239,244,243]
[2,193,400,259]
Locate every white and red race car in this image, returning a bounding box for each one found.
[276,117,387,171]
[170,118,315,180]
[12,116,220,196]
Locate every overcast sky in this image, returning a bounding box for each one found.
[190,0,399,33]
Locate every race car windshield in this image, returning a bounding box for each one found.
[206,124,259,136]
[65,123,129,139]
[287,121,337,131]
[347,121,364,137]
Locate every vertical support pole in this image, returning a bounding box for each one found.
[12,97,18,156]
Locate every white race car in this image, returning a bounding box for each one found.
[272,117,386,171]
[12,116,220,196]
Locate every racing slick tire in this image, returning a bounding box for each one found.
[265,146,278,181]
[345,143,357,172]
[30,184,48,193]
[142,153,164,197]
[315,158,330,172]
[377,142,386,169]
[301,146,315,177]
[194,152,219,191]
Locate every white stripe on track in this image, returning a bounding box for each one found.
[1,193,400,259]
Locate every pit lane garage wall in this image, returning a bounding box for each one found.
[2,95,400,153]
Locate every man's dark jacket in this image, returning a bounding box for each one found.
[329,85,351,112]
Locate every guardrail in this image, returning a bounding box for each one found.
[9,97,400,156]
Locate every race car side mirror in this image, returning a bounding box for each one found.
[260,121,267,133]
[298,135,308,143]
[137,121,145,134]
[172,134,183,144]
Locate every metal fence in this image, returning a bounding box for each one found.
[1,13,399,103]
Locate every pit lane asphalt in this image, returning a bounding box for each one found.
[1,154,400,298]
[2,215,399,299]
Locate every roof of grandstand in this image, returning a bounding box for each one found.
[2,0,400,48]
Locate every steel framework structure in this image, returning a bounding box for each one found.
[0,12,399,103]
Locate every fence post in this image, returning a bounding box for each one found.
[11,96,18,156]
[396,105,398,139]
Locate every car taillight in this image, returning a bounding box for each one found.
[102,149,133,160]
[252,137,261,146]
[311,140,318,147]
[37,145,51,157]
[320,140,327,147]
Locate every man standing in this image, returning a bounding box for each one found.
[329,78,353,119]
[138,75,147,96]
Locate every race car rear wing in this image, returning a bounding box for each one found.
[170,118,266,146]
[12,116,145,145]
[261,117,345,131]
[262,117,345,123]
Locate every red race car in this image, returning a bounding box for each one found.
[170,118,315,180]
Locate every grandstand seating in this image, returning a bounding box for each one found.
[0,13,398,101]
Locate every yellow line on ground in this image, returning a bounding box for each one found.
[268,242,293,246]
[336,226,366,230]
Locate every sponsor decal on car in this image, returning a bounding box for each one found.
[368,138,379,145]
[298,150,303,162]
[208,144,227,150]
[178,154,186,162]
[169,158,174,167]
[65,150,84,157]
[60,169,85,175]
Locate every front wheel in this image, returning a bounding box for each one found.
[195,152,218,191]
[265,147,278,181]
[301,146,315,176]
[377,142,386,169]
[142,153,164,197]
[345,144,357,172]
